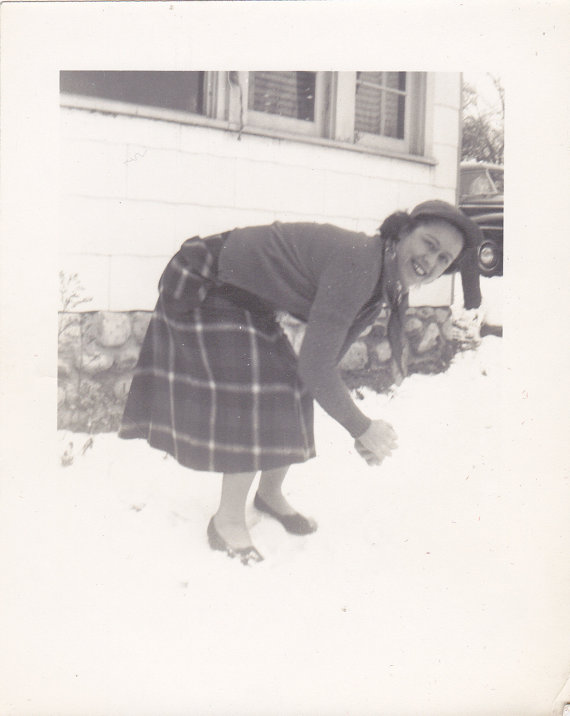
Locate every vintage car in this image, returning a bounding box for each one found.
[459,162,504,277]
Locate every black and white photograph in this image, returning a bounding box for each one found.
[1,3,569,715]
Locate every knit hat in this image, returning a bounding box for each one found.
[410,200,483,252]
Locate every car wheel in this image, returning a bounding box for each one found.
[478,239,502,276]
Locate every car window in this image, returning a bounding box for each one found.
[460,169,498,196]
[489,169,504,193]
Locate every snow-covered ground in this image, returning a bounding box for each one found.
[2,279,569,715]
[453,274,503,329]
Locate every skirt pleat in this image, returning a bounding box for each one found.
[118,290,316,473]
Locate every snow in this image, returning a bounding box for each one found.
[479,276,503,327]
[453,274,503,328]
[2,285,569,715]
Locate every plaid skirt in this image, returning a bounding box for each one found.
[118,237,315,473]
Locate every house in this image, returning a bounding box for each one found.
[58,71,464,430]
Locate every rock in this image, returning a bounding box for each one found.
[277,314,305,354]
[113,376,132,399]
[58,386,66,407]
[64,381,79,403]
[416,323,440,354]
[80,313,99,346]
[58,313,81,340]
[277,311,301,330]
[404,317,423,335]
[65,377,99,403]
[58,357,73,379]
[439,318,455,341]
[77,348,114,375]
[115,346,141,372]
[58,314,82,358]
[367,323,386,341]
[339,341,368,371]
[96,312,132,348]
[132,312,152,343]
[434,307,451,324]
[372,340,392,363]
[287,325,305,354]
[390,358,404,386]
[416,307,435,320]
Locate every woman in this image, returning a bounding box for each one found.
[119,200,482,565]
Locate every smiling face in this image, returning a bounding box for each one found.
[395,219,464,289]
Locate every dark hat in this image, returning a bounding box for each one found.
[410,200,483,250]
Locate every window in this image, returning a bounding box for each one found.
[60,71,218,118]
[355,72,406,139]
[233,71,425,154]
[332,72,425,154]
[241,71,327,136]
[60,70,428,159]
[249,72,316,121]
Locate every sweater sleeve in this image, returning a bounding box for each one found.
[297,248,377,438]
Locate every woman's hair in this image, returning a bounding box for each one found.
[378,211,469,274]
[377,211,412,242]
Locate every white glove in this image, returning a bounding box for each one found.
[355,419,398,466]
[452,306,486,343]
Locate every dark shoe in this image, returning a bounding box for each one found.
[480,322,503,337]
[254,493,318,535]
[207,517,263,566]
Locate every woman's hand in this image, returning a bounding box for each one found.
[354,440,382,466]
[355,419,398,466]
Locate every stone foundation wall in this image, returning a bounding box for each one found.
[58,311,150,432]
[58,307,456,432]
[281,306,455,394]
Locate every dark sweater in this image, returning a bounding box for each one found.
[218,222,395,438]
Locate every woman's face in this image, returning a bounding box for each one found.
[396,219,464,289]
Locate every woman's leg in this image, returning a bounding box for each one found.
[213,471,257,549]
[257,465,296,516]
[256,465,317,534]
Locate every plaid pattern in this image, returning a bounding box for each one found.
[119,236,315,473]
[158,234,222,315]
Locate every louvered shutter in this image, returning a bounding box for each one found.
[355,72,406,139]
[248,72,316,122]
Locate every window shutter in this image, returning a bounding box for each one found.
[248,72,316,122]
[355,72,406,139]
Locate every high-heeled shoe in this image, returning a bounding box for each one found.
[207,517,264,565]
[253,493,318,535]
